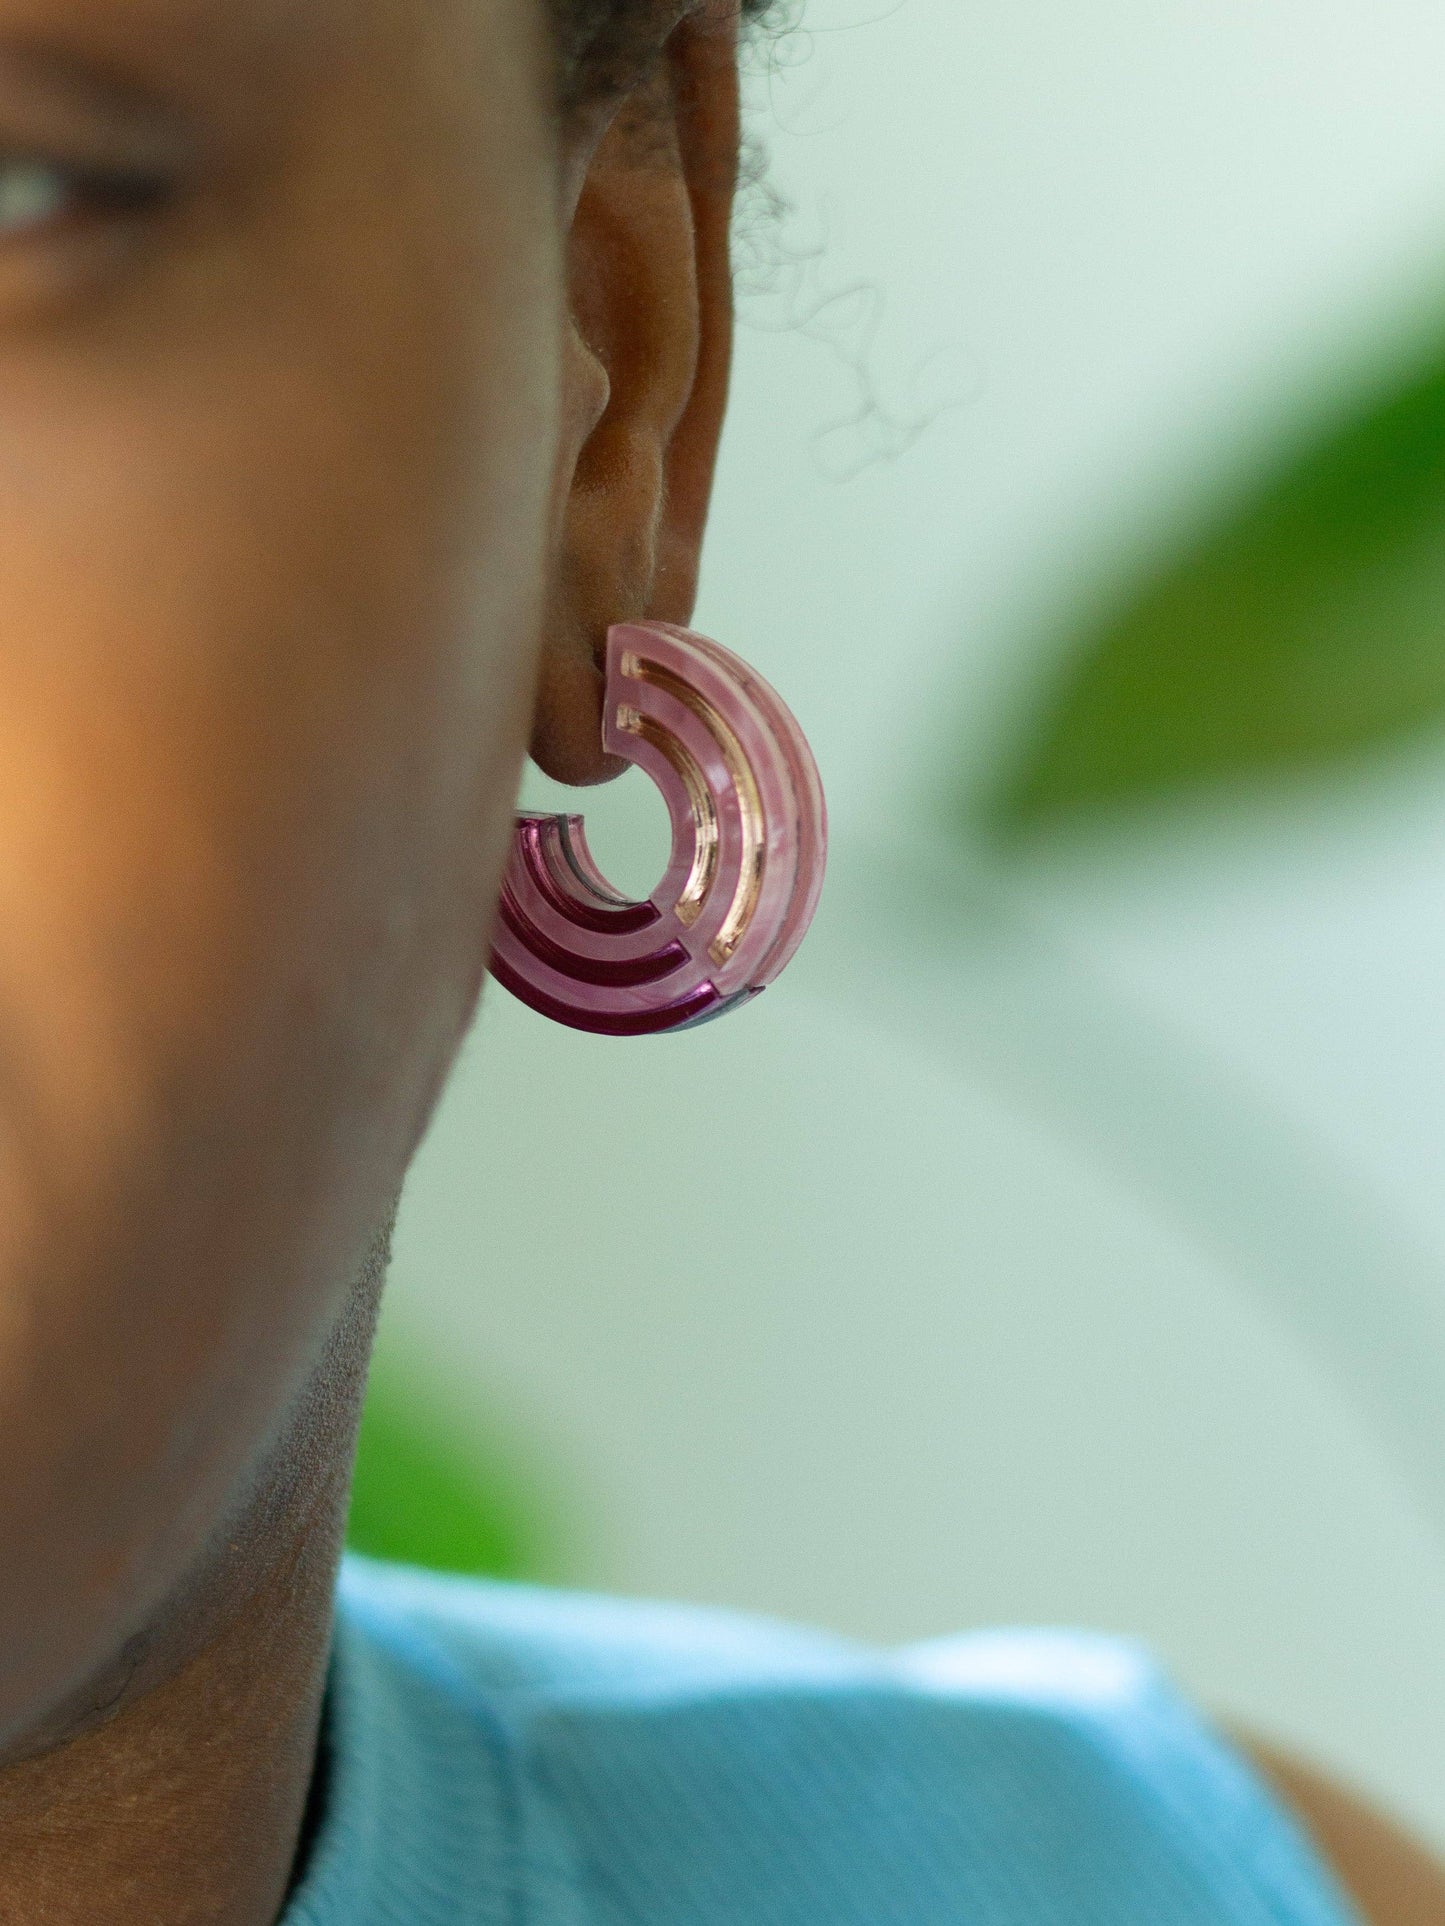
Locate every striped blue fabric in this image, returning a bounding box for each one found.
[281,1554,1360,1925]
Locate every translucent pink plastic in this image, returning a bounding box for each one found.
[490,622,828,1036]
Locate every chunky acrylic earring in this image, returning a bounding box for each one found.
[491,622,827,1036]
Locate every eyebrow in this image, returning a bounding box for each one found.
[0,0,320,162]
[0,38,199,169]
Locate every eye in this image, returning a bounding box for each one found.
[0,153,170,240]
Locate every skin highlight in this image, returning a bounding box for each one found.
[0,0,1433,1920]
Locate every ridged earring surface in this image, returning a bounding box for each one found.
[490,622,827,1036]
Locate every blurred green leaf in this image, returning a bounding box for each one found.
[987,328,1445,837]
[346,1362,550,1579]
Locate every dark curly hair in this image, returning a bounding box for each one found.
[551,0,779,114]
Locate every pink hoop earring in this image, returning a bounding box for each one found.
[490,622,827,1036]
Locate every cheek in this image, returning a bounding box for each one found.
[0,173,562,1178]
[0,290,555,1210]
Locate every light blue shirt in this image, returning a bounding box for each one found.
[282,1554,1359,1924]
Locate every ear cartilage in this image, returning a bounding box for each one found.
[490,622,827,1036]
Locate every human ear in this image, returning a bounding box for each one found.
[532,2,742,787]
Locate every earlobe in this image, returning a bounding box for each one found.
[531,6,742,788]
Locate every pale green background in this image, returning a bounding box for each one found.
[379,0,1445,1850]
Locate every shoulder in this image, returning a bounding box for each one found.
[333,1557,1360,1925]
[1244,1737,1445,1926]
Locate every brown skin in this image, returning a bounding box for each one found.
[0,0,1431,1919]
[1244,1740,1445,1926]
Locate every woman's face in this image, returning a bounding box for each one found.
[0,0,573,1735]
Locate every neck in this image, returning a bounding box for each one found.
[0,1272,379,1926]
